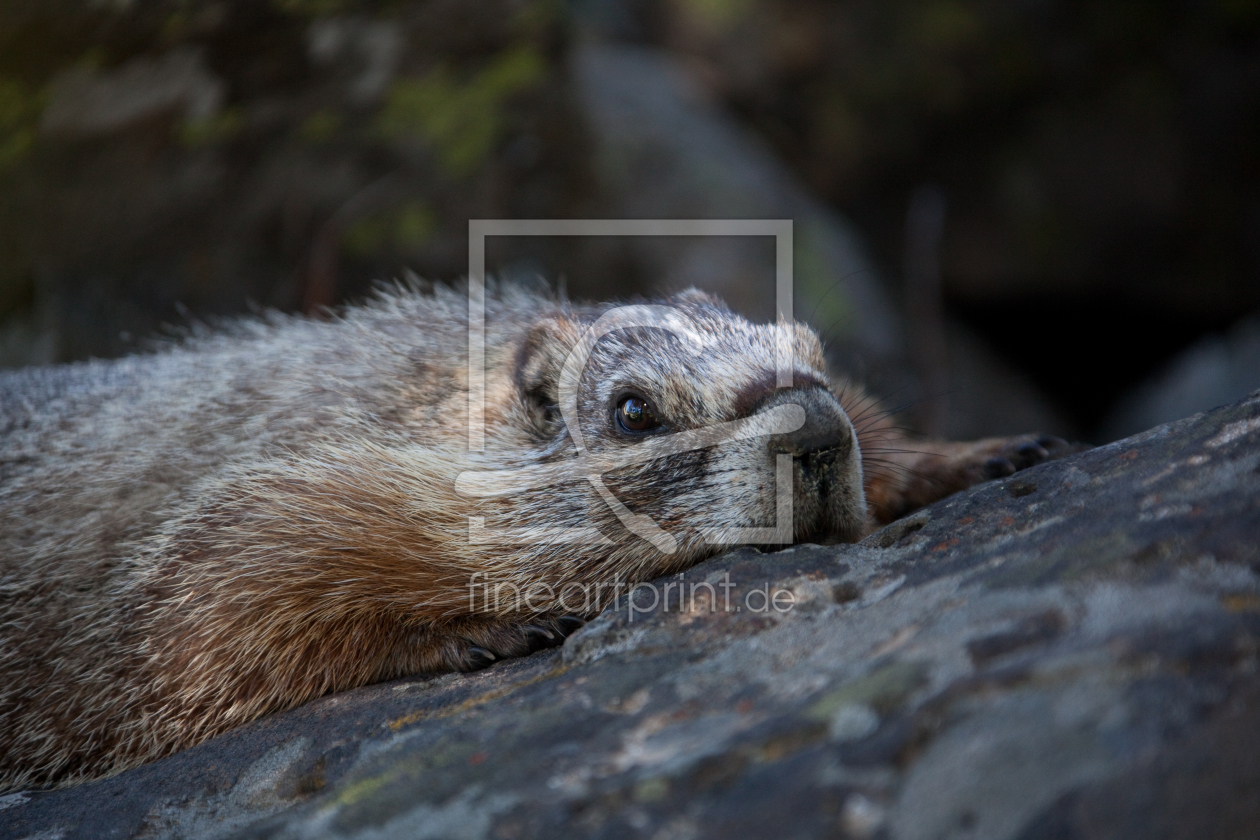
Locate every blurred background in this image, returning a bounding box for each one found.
[0,0,1257,443]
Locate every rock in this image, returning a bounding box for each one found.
[1100,311,1260,443]
[4,391,1259,839]
[40,48,225,136]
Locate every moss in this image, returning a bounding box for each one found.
[178,107,243,148]
[376,44,545,177]
[343,200,437,257]
[298,109,343,144]
[392,202,437,250]
[329,766,398,808]
[515,0,563,37]
[910,0,983,52]
[633,776,670,802]
[272,0,350,17]
[807,660,928,720]
[794,221,852,337]
[0,78,43,171]
[673,0,755,30]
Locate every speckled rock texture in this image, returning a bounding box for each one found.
[4,392,1260,840]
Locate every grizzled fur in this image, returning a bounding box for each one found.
[0,284,1066,791]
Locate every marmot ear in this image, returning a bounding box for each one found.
[514,313,582,424]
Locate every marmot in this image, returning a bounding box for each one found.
[0,283,1068,791]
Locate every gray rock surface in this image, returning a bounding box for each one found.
[1101,311,1260,443]
[4,392,1260,840]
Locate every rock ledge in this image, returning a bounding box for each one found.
[4,392,1260,840]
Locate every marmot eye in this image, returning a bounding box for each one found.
[617,395,660,433]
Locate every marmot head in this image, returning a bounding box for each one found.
[480,289,865,571]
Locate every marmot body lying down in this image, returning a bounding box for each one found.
[0,284,1069,790]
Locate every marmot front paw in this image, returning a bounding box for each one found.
[457,615,587,672]
[976,434,1081,479]
[868,433,1088,526]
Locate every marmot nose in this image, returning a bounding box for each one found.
[761,387,855,457]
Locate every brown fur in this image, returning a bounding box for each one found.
[0,283,1064,791]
